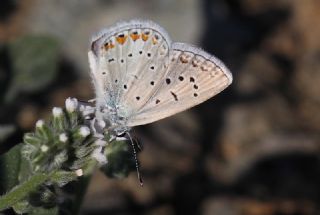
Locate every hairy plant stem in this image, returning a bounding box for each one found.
[0,172,54,211]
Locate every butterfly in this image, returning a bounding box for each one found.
[88,19,232,135]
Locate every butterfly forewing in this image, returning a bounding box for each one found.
[88,20,171,120]
[126,43,232,126]
[116,28,170,117]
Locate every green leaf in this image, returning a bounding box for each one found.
[0,173,50,211]
[5,35,60,103]
[28,207,58,215]
[13,199,59,215]
[51,171,77,187]
[12,200,32,214]
[0,144,22,193]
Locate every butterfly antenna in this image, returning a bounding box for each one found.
[131,130,142,151]
[126,132,143,187]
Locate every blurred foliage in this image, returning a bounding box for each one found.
[5,35,60,103]
[0,144,21,193]
[101,140,137,179]
[0,125,15,142]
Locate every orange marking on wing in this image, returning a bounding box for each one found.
[116,35,127,45]
[152,37,158,45]
[130,33,140,41]
[109,43,115,49]
[104,42,109,51]
[180,55,189,64]
[141,33,149,41]
[201,65,209,71]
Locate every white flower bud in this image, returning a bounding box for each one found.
[91,147,107,165]
[79,126,90,137]
[36,119,44,128]
[40,145,49,152]
[65,97,78,113]
[52,107,63,117]
[59,133,68,143]
[75,169,83,177]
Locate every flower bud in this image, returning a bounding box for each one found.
[65,97,78,113]
[40,145,49,152]
[59,133,68,143]
[36,119,44,128]
[79,126,90,138]
[52,107,63,117]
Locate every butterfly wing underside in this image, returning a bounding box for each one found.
[126,42,232,126]
[88,20,232,128]
[88,20,171,122]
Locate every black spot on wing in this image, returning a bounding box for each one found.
[170,91,178,101]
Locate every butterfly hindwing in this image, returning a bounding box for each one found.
[126,43,232,126]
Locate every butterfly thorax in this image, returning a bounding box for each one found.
[96,103,130,135]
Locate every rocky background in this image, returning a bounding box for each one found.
[1,0,320,214]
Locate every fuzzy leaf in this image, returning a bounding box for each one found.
[51,171,77,187]
[0,144,22,193]
[12,200,32,214]
[0,173,50,211]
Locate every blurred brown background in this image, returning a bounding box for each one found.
[1,0,320,214]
